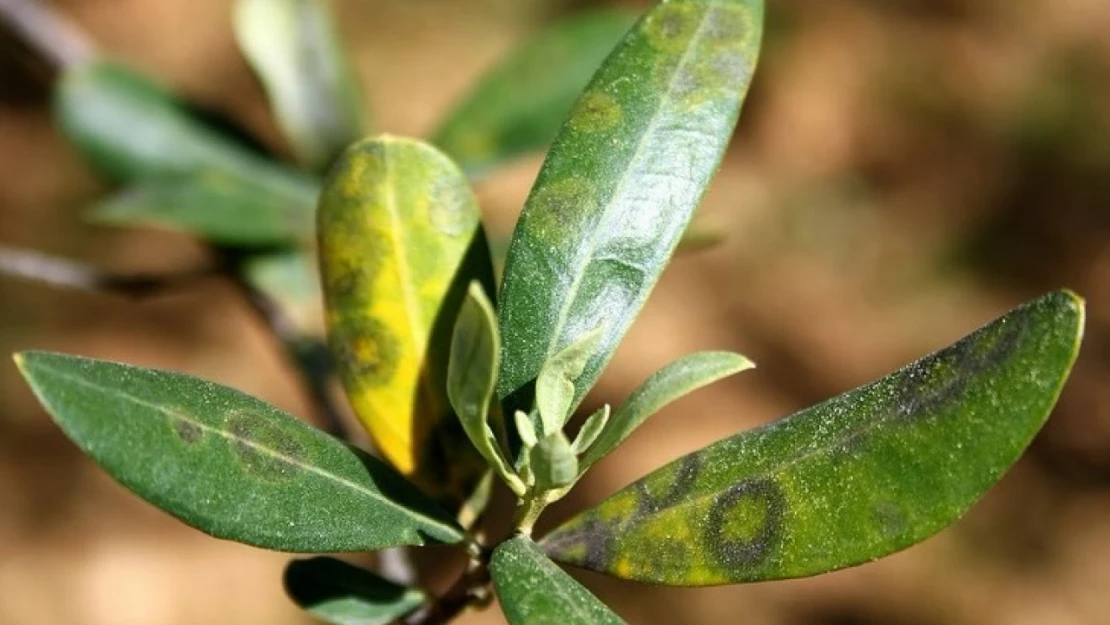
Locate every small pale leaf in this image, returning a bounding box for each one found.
[284,557,425,625]
[530,431,578,491]
[579,351,753,470]
[542,291,1084,585]
[535,325,604,437]
[571,405,610,456]
[491,536,627,625]
[234,0,366,171]
[447,282,523,494]
[15,351,465,552]
[515,410,538,449]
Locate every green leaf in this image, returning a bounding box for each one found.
[318,135,494,504]
[284,556,425,625]
[530,431,578,492]
[535,325,604,437]
[542,291,1084,585]
[497,0,764,413]
[447,282,524,495]
[515,410,538,450]
[571,405,610,456]
[491,536,627,625]
[234,0,367,172]
[433,8,637,176]
[55,59,318,234]
[14,351,465,552]
[89,170,315,246]
[579,351,754,471]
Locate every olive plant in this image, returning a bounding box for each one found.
[8,1,1085,624]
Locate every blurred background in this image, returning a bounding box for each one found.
[0,0,1107,624]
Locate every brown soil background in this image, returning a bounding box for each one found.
[1,1,1108,624]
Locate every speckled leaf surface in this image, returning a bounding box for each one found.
[234,0,366,172]
[14,351,465,552]
[542,291,1084,585]
[318,136,493,502]
[284,557,425,625]
[56,60,318,238]
[496,0,764,411]
[491,536,627,625]
[433,8,637,176]
[89,170,314,246]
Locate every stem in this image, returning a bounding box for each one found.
[404,548,492,625]
[0,0,94,68]
[0,243,215,296]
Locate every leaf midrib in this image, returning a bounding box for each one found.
[25,358,461,540]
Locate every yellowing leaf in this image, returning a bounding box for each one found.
[318,135,493,503]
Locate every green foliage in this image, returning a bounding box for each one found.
[496,0,765,415]
[284,557,425,625]
[433,8,638,176]
[14,0,1090,623]
[542,291,1084,585]
[491,537,628,625]
[234,0,366,172]
[14,352,465,552]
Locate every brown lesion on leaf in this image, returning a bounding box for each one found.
[525,177,597,243]
[541,510,618,572]
[704,477,786,571]
[569,91,623,134]
[635,453,701,516]
[169,410,203,445]
[644,3,700,52]
[327,319,401,389]
[225,409,309,480]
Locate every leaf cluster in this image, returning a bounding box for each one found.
[12,1,1086,624]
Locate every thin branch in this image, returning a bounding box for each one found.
[0,0,94,69]
[0,243,215,296]
[405,546,493,625]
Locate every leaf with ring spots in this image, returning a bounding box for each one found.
[542,291,1084,585]
[496,0,765,417]
[319,135,495,508]
[491,536,628,625]
[14,351,466,552]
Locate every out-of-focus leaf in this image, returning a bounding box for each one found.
[491,536,627,625]
[542,291,1084,585]
[89,170,314,246]
[284,556,425,625]
[55,59,318,220]
[241,250,323,336]
[579,351,753,471]
[447,282,523,494]
[497,0,765,414]
[234,0,366,172]
[14,351,465,551]
[318,136,494,505]
[433,8,637,176]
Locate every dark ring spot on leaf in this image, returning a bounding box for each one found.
[225,409,309,480]
[328,319,401,389]
[569,91,623,133]
[170,411,203,445]
[636,453,701,516]
[705,477,785,570]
